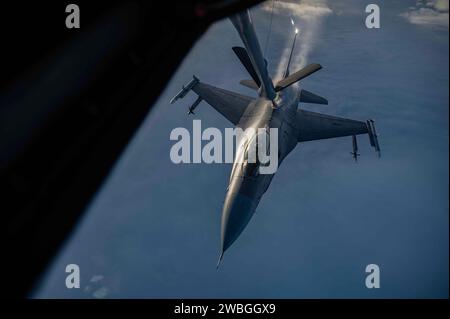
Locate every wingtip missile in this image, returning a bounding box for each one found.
[366,119,381,158]
[169,76,200,104]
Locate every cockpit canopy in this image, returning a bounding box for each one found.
[232,129,271,178]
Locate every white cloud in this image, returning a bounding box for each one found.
[92,286,110,299]
[83,274,111,298]
[261,0,332,79]
[426,0,449,11]
[400,0,449,28]
[89,274,104,283]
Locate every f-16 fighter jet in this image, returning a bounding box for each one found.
[170,9,380,266]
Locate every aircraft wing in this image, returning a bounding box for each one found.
[297,109,368,142]
[192,82,253,125]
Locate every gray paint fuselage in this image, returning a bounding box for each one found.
[220,83,301,255]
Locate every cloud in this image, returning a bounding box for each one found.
[92,287,110,299]
[89,274,104,283]
[428,0,450,11]
[261,0,332,79]
[400,0,449,28]
[84,274,111,299]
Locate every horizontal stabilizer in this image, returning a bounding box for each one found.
[275,63,322,91]
[232,47,261,88]
[300,89,328,105]
[239,79,259,90]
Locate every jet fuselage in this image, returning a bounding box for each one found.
[220,83,301,255]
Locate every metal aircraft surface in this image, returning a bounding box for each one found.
[170,9,380,266]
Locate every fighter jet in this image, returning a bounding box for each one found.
[170,9,380,266]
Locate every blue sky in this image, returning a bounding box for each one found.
[35,0,448,298]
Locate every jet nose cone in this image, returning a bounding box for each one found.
[221,191,257,254]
